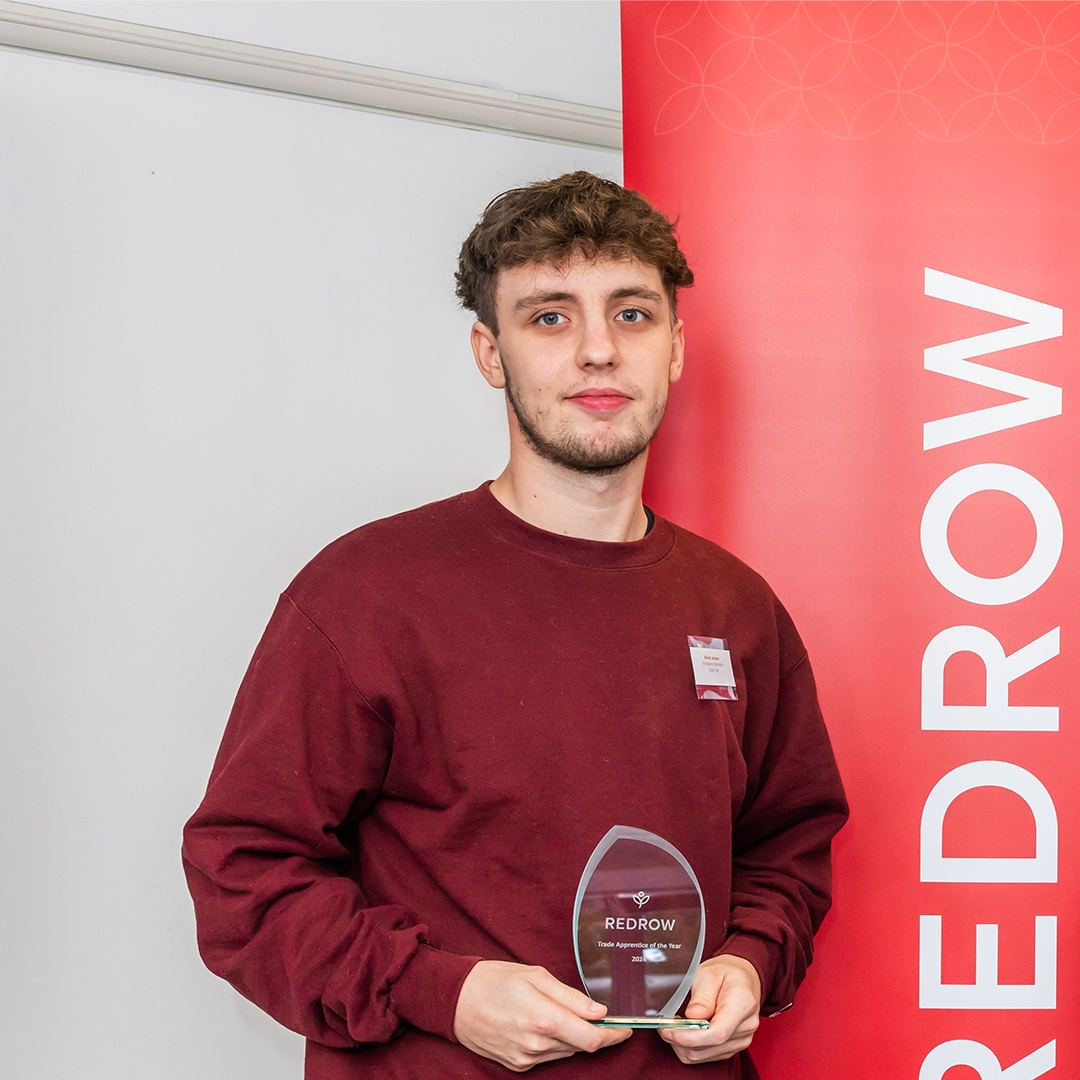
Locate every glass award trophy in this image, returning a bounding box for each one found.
[572,826,709,1029]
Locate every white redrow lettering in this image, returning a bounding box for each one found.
[920,762,1057,884]
[919,915,1057,1009]
[919,1039,1055,1080]
[918,270,1061,1069]
[922,626,1059,732]
[920,464,1062,606]
[922,268,1061,450]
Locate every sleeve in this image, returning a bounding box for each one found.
[181,594,481,1047]
[717,609,848,1016]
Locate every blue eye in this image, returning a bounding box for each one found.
[617,309,646,323]
[538,312,564,326]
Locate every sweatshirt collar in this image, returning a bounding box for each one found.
[470,482,676,570]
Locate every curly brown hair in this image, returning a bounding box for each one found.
[455,171,694,334]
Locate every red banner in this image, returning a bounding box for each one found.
[623,3,1079,1076]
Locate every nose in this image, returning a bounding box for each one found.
[576,310,619,369]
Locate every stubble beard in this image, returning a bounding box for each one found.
[502,364,667,477]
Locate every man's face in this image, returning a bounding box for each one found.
[472,255,685,475]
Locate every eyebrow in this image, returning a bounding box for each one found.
[610,286,664,304]
[512,286,665,312]
[513,290,574,312]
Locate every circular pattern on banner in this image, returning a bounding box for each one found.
[652,1,1080,141]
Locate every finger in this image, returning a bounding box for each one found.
[530,969,607,1019]
[662,1010,759,1065]
[591,1026,635,1051]
[669,1031,755,1066]
[682,966,724,1020]
[663,1019,756,1062]
[522,977,631,1055]
[523,970,633,1050]
[504,1046,577,1073]
[712,992,756,1039]
[507,1028,633,1073]
[663,1024,722,1051]
[681,971,759,1041]
[666,1005,757,1050]
[512,1020,631,1065]
[532,1011,633,1055]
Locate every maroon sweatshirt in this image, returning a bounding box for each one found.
[183,485,847,1078]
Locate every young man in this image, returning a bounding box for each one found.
[183,172,847,1078]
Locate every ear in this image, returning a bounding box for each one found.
[667,318,685,385]
[471,322,506,389]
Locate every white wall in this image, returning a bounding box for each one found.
[0,6,620,1077]
[29,0,623,109]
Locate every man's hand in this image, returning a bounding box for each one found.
[453,960,632,1073]
[661,954,761,1065]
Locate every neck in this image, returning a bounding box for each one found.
[489,448,650,543]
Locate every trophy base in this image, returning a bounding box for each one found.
[589,1016,711,1029]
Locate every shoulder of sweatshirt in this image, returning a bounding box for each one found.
[666,522,810,675]
[667,522,791,614]
[284,488,478,599]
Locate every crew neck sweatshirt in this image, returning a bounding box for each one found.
[183,484,847,1079]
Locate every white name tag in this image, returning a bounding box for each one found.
[688,636,738,701]
[690,647,734,686]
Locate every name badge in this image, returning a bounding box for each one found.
[688,636,738,701]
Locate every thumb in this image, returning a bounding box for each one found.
[684,995,717,1019]
[684,966,724,1019]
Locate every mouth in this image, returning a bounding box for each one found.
[566,387,633,413]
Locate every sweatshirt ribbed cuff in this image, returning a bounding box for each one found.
[717,932,782,1014]
[390,944,482,1042]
